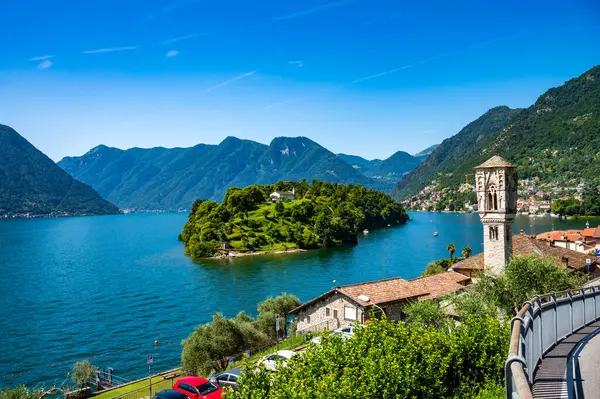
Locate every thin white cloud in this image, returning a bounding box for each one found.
[82,46,139,54]
[159,33,203,45]
[205,70,258,92]
[289,60,304,67]
[29,55,54,61]
[273,0,357,21]
[37,60,53,70]
[165,50,179,57]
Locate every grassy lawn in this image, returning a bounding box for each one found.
[94,372,180,399]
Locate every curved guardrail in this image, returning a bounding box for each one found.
[505,287,600,399]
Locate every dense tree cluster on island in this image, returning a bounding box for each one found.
[179,180,409,259]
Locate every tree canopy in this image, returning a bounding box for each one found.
[181,293,300,376]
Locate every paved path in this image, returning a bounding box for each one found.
[532,321,600,399]
[579,331,600,399]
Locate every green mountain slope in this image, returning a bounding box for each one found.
[0,124,119,216]
[392,64,600,200]
[392,106,520,199]
[60,136,392,210]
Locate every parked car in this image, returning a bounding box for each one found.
[334,324,364,339]
[258,350,297,371]
[209,368,243,391]
[152,390,190,399]
[173,376,222,399]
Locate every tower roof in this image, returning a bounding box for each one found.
[475,155,514,169]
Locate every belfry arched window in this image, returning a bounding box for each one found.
[487,185,498,210]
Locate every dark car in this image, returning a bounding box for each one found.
[209,368,243,391]
[152,390,190,399]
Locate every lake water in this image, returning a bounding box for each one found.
[0,212,596,388]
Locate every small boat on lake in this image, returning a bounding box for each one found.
[433,232,439,237]
[363,229,369,234]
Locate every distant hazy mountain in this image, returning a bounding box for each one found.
[392,64,600,200]
[60,136,395,211]
[337,150,422,183]
[414,144,440,162]
[0,124,119,216]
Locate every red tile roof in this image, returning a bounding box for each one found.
[290,271,471,314]
[451,235,599,272]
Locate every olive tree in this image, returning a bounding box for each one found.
[71,360,98,389]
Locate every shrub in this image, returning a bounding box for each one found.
[230,315,510,399]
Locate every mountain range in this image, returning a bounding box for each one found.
[0,124,119,216]
[59,137,432,211]
[392,64,600,200]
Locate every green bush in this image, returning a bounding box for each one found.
[230,315,509,399]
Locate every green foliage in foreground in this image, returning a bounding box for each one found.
[229,315,510,399]
[179,180,408,258]
[0,386,43,399]
[182,294,300,375]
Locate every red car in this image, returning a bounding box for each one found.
[173,376,222,399]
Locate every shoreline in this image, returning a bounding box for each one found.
[212,248,307,259]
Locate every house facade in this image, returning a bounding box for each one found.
[291,271,471,335]
[269,189,296,202]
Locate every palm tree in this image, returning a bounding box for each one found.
[446,242,456,260]
[462,246,472,259]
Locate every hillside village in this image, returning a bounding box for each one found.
[401,176,587,214]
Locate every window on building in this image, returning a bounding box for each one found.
[487,185,499,210]
[495,227,499,241]
[326,307,330,317]
[306,315,310,324]
[344,306,357,321]
[333,309,338,319]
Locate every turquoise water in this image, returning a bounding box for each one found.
[0,212,596,388]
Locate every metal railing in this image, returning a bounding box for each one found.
[505,287,600,399]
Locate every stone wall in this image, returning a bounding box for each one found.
[295,295,409,334]
[482,221,512,275]
[295,293,364,334]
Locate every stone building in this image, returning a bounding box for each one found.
[474,155,518,275]
[290,271,471,335]
[269,189,296,202]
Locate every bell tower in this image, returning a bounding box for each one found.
[475,155,518,275]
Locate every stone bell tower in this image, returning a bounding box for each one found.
[475,155,518,275]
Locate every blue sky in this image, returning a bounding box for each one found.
[1,0,599,161]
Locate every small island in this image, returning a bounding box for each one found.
[179,180,409,259]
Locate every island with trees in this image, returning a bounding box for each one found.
[179,180,409,259]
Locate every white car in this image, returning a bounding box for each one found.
[334,324,364,339]
[258,350,297,371]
